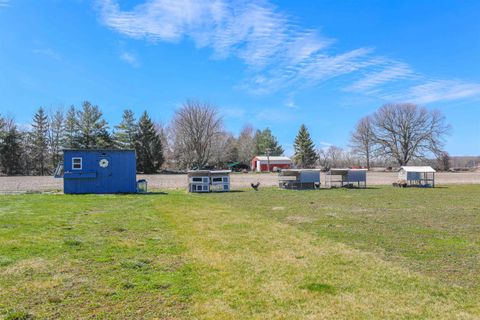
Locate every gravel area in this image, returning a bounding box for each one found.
[1,172,479,193]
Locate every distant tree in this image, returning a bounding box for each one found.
[293,124,317,168]
[318,145,346,170]
[171,100,223,169]
[114,109,138,149]
[76,101,112,149]
[254,128,284,156]
[30,107,49,175]
[20,130,35,175]
[135,111,164,173]
[210,132,238,167]
[48,109,64,169]
[155,122,174,167]
[0,119,23,175]
[0,114,6,172]
[64,106,79,149]
[371,103,450,165]
[237,124,256,164]
[349,116,374,169]
[436,151,450,171]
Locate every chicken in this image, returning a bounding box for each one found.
[251,182,260,191]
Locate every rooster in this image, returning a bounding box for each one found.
[251,182,260,191]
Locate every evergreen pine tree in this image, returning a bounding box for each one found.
[64,105,79,149]
[254,128,284,156]
[114,109,138,149]
[293,124,318,168]
[0,122,23,175]
[76,101,112,149]
[30,107,50,175]
[135,111,164,173]
[0,114,6,173]
[48,109,64,169]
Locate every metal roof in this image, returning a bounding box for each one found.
[209,170,232,174]
[253,156,292,161]
[280,169,321,172]
[62,148,135,152]
[328,168,368,175]
[400,166,436,173]
[187,170,231,174]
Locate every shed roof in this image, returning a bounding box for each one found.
[280,169,321,173]
[62,149,135,152]
[328,168,367,175]
[400,166,436,173]
[209,170,232,174]
[187,170,231,175]
[253,156,292,161]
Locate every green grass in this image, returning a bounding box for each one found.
[0,185,479,319]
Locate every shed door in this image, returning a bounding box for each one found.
[96,156,113,192]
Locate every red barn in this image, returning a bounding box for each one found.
[251,156,293,172]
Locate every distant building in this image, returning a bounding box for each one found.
[251,156,292,172]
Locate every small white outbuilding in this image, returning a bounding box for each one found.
[398,166,436,187]
[188,170,231,193]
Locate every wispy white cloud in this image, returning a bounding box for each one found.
[346,59,416,93]
[33,48,62,61]
[0,0,10,8]
[284,95,298,109]
[319,141,333,146]
[220,107,247,119]
[96,0,373,91]
[119,50,140,67]
[96,0,480,105]
[384,79,480,105]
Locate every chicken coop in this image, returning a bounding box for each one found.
[278,169,321,190]
[188,170,231,193]
[326,168,367,188]
[398,166,436,187]
[55,149,138,194]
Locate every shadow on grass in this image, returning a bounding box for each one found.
[139,191,169,195]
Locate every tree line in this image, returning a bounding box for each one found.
[0,100,285,175]
[0,101,450,176]
[279,103,450,171]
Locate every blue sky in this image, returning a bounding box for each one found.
[1,0,479,156]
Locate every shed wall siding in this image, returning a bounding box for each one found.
[63,150,136,194]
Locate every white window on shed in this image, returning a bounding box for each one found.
[72,157,82,170]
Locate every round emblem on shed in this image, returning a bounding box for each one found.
[99,158,109,168]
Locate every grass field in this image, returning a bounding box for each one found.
[0,185,479,319]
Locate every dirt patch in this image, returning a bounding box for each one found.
[285,216,317,224]
[1,258,51,276]
[1,172,479,192]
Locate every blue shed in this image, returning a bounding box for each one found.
[59,149,137,194]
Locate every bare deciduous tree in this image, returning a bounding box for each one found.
[371,103,450,165]
[350,116,374,169]
[436,151,450,171]
[317,145,350,170]
[210,132,238,167]
[171,100,223,169]
[237,124,256,165]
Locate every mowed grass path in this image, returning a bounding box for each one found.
[0,185,479,319]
